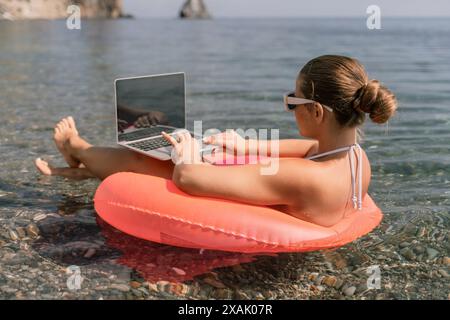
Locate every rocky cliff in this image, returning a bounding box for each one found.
[0,0,123,20]
[179,0,211,19]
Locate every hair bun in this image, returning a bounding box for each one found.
[352,79,397,124]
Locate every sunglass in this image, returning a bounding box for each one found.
[283,92,334,113]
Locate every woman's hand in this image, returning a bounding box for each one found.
[203,129,248,155]
[162,130,203,165]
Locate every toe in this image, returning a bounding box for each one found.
[67,117,74,129]
[67,116,77,131]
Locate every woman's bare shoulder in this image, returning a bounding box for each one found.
[304,141,319,158]
[275,157,327,191]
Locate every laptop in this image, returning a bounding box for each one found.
[114,72,212,161]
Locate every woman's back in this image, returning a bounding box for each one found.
[275,143,372,227]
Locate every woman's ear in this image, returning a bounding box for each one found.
[313,103,324,123]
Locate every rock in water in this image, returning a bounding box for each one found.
[179,0,211,19]
[343,286,356,297]
[426,247,439,260]
[0,0,123,20]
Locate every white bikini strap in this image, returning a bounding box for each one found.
[348,145,357,208]
[348,144,363,210]
[358,145,362,209]
[305,145,353,160]
[306,143,363,210]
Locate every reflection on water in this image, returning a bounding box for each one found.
[0,18,449,299]
[32,203,270,283]
[98,218,272,283]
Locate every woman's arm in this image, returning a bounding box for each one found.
[204,130,318,158]
[172,159,315,206]
[163,130,317,206]
[249,138,318,158]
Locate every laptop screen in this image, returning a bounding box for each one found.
[115,73,185,142]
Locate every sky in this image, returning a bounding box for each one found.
[124,0,450,18]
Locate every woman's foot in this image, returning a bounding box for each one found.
[35,157,95,180]
[35,157,53,175]
[53,116,80,168]
[63,128,92,161]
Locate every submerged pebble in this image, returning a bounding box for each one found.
[400,247,416,260]
[110,284,130,292]
[315,275,324,286]
[156,281,193,296]
[33,214,47,222]
[322,275,337,287]
[438,269,449,278]
[343,286,356,297]
[413,245,426,254]
[399,241,411,248]
[233,290,250,300]
[426,248,439,260]
[334,278,344,290]
[308,272,319,282]
[171,267,186,276]
[83,248,96,259]
[214,288,233,299]
[129,281,141,289]
[202,276,226,289]
[356,282,369,294]
[9,230,19,241]
[15,227,26,238]
[25,224,39,238]
[416,227,427,238]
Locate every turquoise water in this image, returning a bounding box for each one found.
[0,18,449,299]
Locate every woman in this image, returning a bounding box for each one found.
[35,55,397,227]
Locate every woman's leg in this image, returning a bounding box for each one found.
[35,158,95,180]
[66,143,174,180]
[51,116,174,180]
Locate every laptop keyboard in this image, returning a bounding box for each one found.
[118,126,176,142]
[128,137,172,151]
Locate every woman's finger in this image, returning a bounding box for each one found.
[204,133,223,146]
[174,132,184,143]
[182,131,192,142]
[202,135,212,144]
[162,131,178,146]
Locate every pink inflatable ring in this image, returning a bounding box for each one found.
[94,157,383,253]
